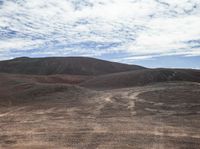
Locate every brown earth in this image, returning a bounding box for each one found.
[0,74,200,149]
[0,57,200,149]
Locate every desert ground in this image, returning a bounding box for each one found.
[0,57,200,149]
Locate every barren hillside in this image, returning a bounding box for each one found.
[0,57,200,149]
[82,68,200,89]
[0,57,144,75]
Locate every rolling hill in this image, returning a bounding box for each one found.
[0,73,89,106]
[0,57,145,75]
[82,68,200,89]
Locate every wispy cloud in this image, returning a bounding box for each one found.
[0,0,200,62]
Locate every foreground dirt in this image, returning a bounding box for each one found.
[0,81,200,149]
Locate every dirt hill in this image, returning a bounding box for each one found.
[82,68,200,89]
[0,57,145,75]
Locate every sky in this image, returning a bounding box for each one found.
[0,0,200,68]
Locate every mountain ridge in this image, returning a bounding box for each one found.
[0,57,145,75]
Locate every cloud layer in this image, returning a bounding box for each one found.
[0,0,200,62]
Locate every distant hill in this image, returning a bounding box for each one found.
[82,68,200,89]
[0,57,145,75]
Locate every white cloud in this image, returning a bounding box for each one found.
[0,39,43,51]
[0,0,200,60]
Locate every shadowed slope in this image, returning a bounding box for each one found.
[82,68,200,89]
[0,73,91,84]
[0,73,88,106]
[0,57,145,75]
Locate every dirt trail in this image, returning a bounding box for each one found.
[0,82,200,149]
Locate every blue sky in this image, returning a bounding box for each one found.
[0,0,200,68]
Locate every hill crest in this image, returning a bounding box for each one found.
[0,57,145,75]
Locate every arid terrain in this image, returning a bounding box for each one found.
[0,57,200,149]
